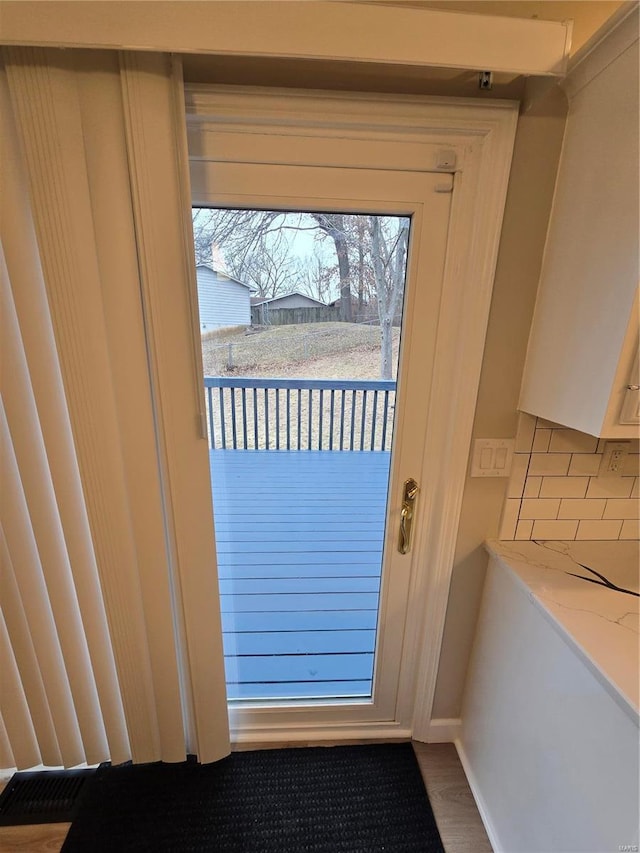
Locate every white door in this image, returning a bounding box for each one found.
[192,156,452,734]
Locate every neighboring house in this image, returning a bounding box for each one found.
[196,264,252,331]
[251,292,331,324]
[252,292,327,310]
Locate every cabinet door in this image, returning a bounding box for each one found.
[519,36,639,438]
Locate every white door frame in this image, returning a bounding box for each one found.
[193,168,453,738]
[184,86,518,744]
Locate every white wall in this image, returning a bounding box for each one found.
[460,556,640,852]
[432,82,568,718]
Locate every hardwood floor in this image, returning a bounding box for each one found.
[0,741,491,852]
[0,821,71,852]
[413,742,493,853]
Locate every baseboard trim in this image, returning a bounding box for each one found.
[417,717,461,743]
[454,737,503,853]
[231,722,413,749]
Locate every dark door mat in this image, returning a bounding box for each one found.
[0,767,97,825]
[62,742,444,852]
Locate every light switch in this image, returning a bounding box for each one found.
[470,439,515,477]
[480,447,493,469]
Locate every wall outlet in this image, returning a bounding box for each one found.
[598,441,630,478]
[470,439,515,477]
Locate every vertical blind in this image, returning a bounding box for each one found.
[1,61,131,767]
[0,48,229,769]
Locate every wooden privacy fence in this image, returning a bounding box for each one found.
[204,377,396,451]
[251,305,341,326]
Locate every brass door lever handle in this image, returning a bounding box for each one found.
[398,478,419,554]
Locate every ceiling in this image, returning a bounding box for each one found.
[363,2,628,54]
[182,1,630,96]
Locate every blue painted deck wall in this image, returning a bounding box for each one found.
[209,449,391,701]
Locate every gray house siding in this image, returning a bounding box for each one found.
[255,293,325,310]
[196,266,251,330]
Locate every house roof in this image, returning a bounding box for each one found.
[195,263,254,291]
[252,291,327,307]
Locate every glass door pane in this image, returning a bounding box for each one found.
[192,208,410,703]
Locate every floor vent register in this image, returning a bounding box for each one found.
[0,768,96,825]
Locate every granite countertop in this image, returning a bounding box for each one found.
[485,539,639,724]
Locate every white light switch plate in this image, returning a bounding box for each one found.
[471,438,515,477]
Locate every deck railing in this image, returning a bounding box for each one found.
[204,377,396,451]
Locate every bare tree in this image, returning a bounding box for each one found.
[370,216,409,380]
[192,207,410,379]
[192,208,214,264]
[193,209,282,267]
[356,216,367,317]
[310,213,353,322]
[193,209,327,291]
[228,230,306,299]
[298,251,336,304]
[341,214,376,321]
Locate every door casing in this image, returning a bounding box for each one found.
[150,82,520,745]
[184,85,518,744]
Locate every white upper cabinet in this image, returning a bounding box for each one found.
[519,9,639,438]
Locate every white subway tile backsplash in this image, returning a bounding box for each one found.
[520,499,561,519]
[558,499,606,520]
[603,499,639,520]
[500,417,639,542]
[499,498,521,540]
[506,454,529,498]
[539,477,588,498]
[532,520,579,539]
[523,476,542,498]
[527,453,571,476]
[515,520,534,540]
[515,413,536,453]
[585,478,635,499]
[548,429,598,454]
[568,454,603,476]
[535,418,565,430]
[621,454,640,477]
[620,519,640,539]
[532,429,551,452]
[575,520,623,540]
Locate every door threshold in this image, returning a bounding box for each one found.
[231,722,413,749]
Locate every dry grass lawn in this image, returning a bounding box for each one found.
[201,322,401,381]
